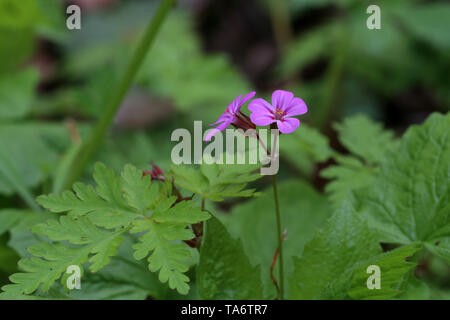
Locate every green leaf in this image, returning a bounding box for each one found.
[0,0,39,72]
[321,115,399,208]
[0,234,19,276]
[321,156,376,208]
[197,216,264,299]
[130,198,210,295]
[280,123,334,167]
[0,124,60,199]
[170,162,262,202]
[289,203,381,299]
[121,164,155,213]
[0,148,40,211]
[334,115,398,165]
[359,113,450,244]
[0,68,39,120]
[0,210,32,237]
[348,244,422,300]
[37,163,140,229]
[220,180,331,298]
[425,238,450,265]
[32,216,124,272]
[0,215,126,297]
[3,163,209,298]
[66,239,171,300]
[396,274,431,300]
[394,4,450,49]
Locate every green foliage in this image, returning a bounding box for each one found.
[170,162,262,202]
[280,123,334,173]
[0,0,37,72]
[220,180,331,297]
[0,0,448,301]
[393,3,450,49]
[358,113,450,248]
[197,216,264,299]
[290,203,421,299]
[131,196,209,295]
[0,68,38,120]
[0,210,33,237]
[277,23,338,78]
[333,115,398,165]
[1,163,210,298]
[348,245,421,300]
[321,115,398,207]
[137,13,252,123]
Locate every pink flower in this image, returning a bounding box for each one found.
[248,90,307,134]
[204,92,256,142]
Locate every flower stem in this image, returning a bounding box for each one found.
[61,0,176,190]
[272,173,284,300]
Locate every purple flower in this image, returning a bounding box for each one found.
[204,91,256,142]
[248,90,307,134]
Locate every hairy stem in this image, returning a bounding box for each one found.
[270,229,287,299]
[271,174,284,299]
[62,0,176,190]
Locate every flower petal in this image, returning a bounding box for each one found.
[272,90,294,110]
[209,112,230,126]
[205,128,221,142]
[239,91,256,106]
[205,119,232,142]
[276,117,300,134]
[284,97,307,116]
[248,98,274,113]
[230,94,243,113]
[250,112,275,126]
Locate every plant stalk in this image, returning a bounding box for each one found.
[62,0,176,190]
[271,173,284,300]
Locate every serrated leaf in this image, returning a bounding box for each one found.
[32,216,124,272]
[170,162,262,202]
[321,156,376,207]
[130,198,209,295]
[1,243,89,295]
[348,244,422,300]
[289,203,381,299]
[37,163,140,229]
[3,163,209,298]
[359,113,450,244]
[121,164,154,213]
[0,216,125,297]
[321,115,399,208]
[197,216,264,299]
[334,115,398,165]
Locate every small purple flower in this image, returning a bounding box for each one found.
[248,90,307,134]
[204,91,256,142]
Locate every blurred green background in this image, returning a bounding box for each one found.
[0,0,449,299]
